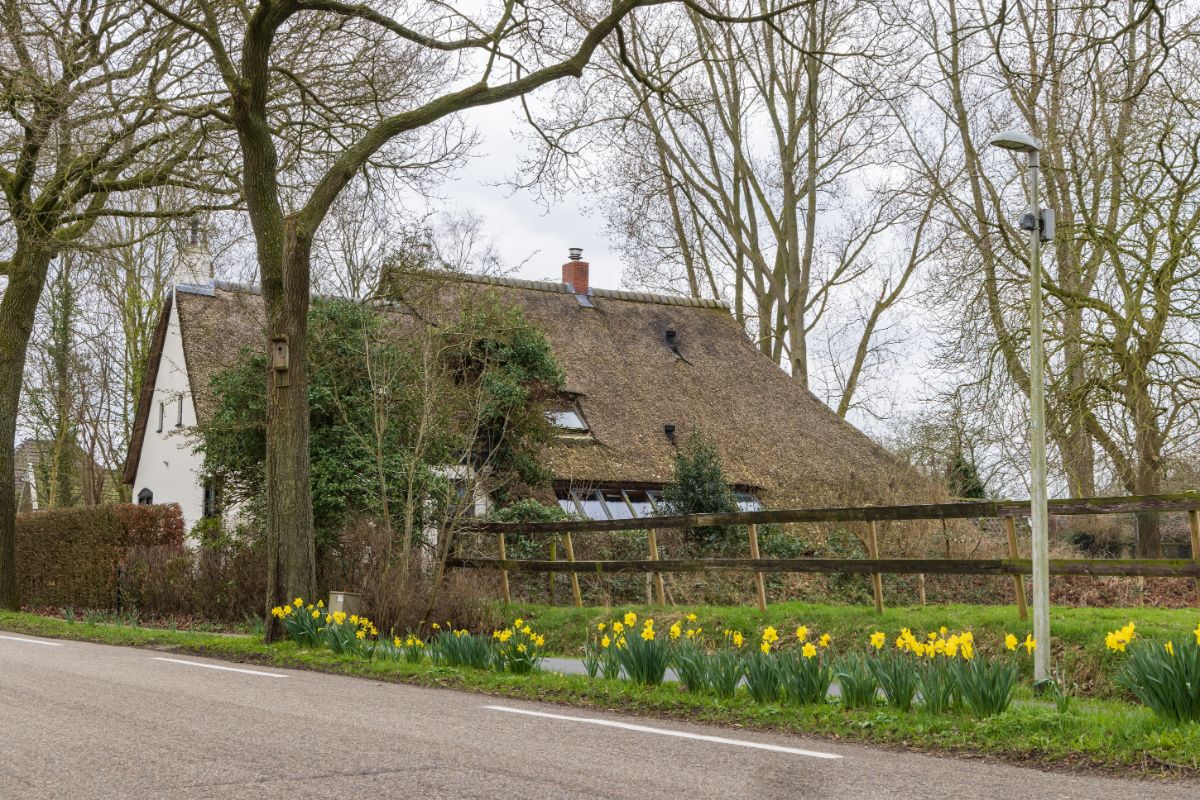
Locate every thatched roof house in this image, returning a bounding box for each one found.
[125,251,942,528]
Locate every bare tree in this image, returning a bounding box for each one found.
[534,0,933,417]
[896,0,1200,554]
[0,0,226,609]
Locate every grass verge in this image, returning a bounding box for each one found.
[2,609,1198,780]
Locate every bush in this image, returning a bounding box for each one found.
[661,432,741,552]
[16,504,186,609]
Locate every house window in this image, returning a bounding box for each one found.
[176,395,184,427]
[137,488,153,505]
[157,403,164,433]
[558,487,660,521]
[202,478,222,518]
[546,409,588,432]
[557,487,759,520]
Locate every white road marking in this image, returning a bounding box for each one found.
[484,705,843,759]
[151,657,288,678]
[0,634,65,647]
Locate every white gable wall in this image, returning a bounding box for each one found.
[132,294,206,531]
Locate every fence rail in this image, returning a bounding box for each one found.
[453,493,1200,614]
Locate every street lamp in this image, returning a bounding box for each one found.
[989,128,1051,682]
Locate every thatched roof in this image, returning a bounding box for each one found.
[125,273,942,507]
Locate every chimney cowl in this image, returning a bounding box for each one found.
[663,423,677,445]
[562,249,589,295]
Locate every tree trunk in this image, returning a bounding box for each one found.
[263,220,317,638]
[0,243,55,611]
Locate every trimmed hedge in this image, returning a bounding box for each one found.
[16,504,186,610]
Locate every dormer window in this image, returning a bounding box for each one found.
[546,409,588,433]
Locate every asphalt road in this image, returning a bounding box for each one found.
[0,633,1192,800]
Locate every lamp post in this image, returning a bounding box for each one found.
[989,129,1051,682]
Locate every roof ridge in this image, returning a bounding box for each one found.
[392,269,730,310]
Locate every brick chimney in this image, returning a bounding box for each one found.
[562,247,589,295]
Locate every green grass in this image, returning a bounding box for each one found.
[3,609,1199,779]
[505,600,1200,699]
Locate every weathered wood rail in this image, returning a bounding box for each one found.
[450,493,1200,614]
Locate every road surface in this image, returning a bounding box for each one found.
[0,633,1192,799]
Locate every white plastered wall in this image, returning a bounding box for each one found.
[131,294,206,532]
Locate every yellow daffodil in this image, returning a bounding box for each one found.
[939,626,948,635]
[1005,633,1018,651]
[432,623,440,629]
[316,600,324,608]
[394,636,402,647]
[819,633,831,648]
[270,606,283,618]
[794,625,808,642]
[759,641,771,654]
[685,628,697,638]
[597,622,606,632]
[732,631,745,649]
[870,631,885,650]
[802,642,817,659]
[1023,634,1036,654]
[641,627,655,641]
[601,635,611,648]
[517,643,527,653]
[355,629,366,640]
[612,622,624,634]
[762,626,779,644]
[535,635,545,647]
[669,622,682,640]
[311,610,320,619]
[294,597,303,607]
[624,612,637,627]
[349,614,359,625]
[686,613,698,622]
[1165,640,1175,656]
[1193,622,1200,645]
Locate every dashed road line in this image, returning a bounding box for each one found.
[484,705,843,759]
[151,657,288,678]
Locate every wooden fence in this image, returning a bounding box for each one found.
[447,493,1200,615]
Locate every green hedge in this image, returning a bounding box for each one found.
[16,504,186,609]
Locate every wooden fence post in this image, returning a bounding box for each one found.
[563,532,582,608]
[647,528,666,605]
[496,532,510,605]
[1004,516,1028,620]
[865,521,884,614]
[917,573,926,607]
[747,523,767,612]
[1189,509,1200,606]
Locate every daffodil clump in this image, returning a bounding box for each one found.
[1107,620,1200,724]
[430,625,494,669]
[609,611,672,685]
[322,611,379,655]
[393,634,425,664]
[270,597,325,647]
[493,618,546,674]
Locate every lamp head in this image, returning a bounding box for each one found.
[989,129,1041,153]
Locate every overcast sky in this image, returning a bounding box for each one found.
[428,105,626,290]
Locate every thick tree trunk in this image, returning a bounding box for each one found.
[262,220,316,638]
[0,244,55,610]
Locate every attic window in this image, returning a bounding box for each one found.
[137,488,153,505]
[546,409,588,433]
[157,403,164,433]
